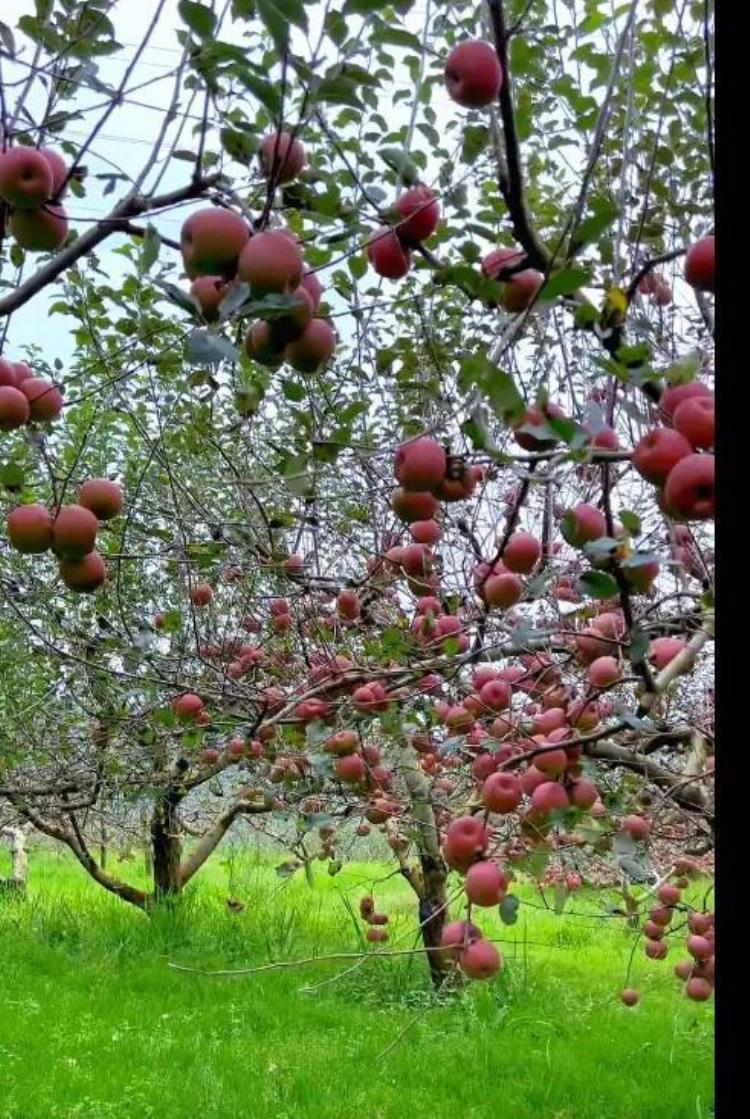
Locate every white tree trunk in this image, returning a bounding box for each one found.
[0,826,28,887]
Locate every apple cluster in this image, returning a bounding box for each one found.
[181,131,335,376]
[632,381,715,521]
[5,479,122,592]
[0,357,63,431]
[359,894,390,943]
[620,864,714,1005]
[0,146,70,252]
[365,37,506,284]
[482,247,544,313]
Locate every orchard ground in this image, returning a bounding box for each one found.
[1,846,713,1119]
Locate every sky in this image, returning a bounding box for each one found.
[0,0,705,373]
[0,0,446,367]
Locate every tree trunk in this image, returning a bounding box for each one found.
[418,850,450,991]
[99,822,108,870]
[150,792,183,901]
[397,748,451,990]
[0,826,28,892]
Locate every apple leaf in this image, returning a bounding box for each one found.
[578,570,620,599]
[140,223,160,273]
[461,124,489,164]
[582,536,619,558]
[570,199,619,255]
[372,27,422,51]
[540,267,591,300]
[344,0,399,11]
[178,0,216,38]
[275,859,300,879]
[619,510,642,536]
[459,353,526,426]
[155,280,202,315]
[234,66,282,115]
[378,146,419,185]
[0,19,16,55]
[663,350,701,385]
[527,847,550,878]
[0,463,24,490]
[185,329,239,366]
[628,628,650,665]
[499,894,520,925]
[620,551,661,569]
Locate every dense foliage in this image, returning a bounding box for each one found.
[0,0,714,1002]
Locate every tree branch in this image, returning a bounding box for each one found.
[178,798,271,887]
[0,175,220,320]
[486,0,549,269]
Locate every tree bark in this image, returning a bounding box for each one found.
[178,800,270,888]
[0,826,28,891]
[99,822,108,870]
[417,851,449,991]
[150,791,184,901]
[398,749,451,990]
[8,797,148,910]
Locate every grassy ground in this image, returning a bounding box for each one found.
[0,845,713,1119]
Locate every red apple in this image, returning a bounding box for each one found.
[684,236,714,293]
[395,186,440,242]
[632,428,693,484]
[367,227,412,279]
[259,131,306,183]
[444,40,503,108]
[663,454,714,520]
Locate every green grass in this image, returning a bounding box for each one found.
[0,846,713,1119]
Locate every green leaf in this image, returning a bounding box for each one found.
[178,0,217,37]
[348,253,367,280]
[0,463,24,489]
[316,73,363,109]
[570,199,619,254]
[0,19,16,55]
[578,570,620,599]
[217,282,251,321]
[140,224,160,273]
[458,353,526,425]
[499,894,520,925]
[461,124,489,165]
[161,609,183,634]
[373,27,421,51]
[616,342,651,368]
[344,0,394,11]
[573,301,599,330]
[663,350,701,385]
[155,280,203,315]
[256,0,291,47]
[620,551,661,569]
[282,454,314,498]
[271,0,308,29]
[527,847,550,879]
[282,378,305,402]
[185,329,239,366]
[582,536,619,559]
[540,267,591,300]
[275,859,300,879]
[378,146,419,186]
[234,68,282,115]
[628,628,650,666]
[220,126,258,163]
[619,510,641,536]
[324,11,347,45]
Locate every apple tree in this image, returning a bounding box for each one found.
[0,0,714,998]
